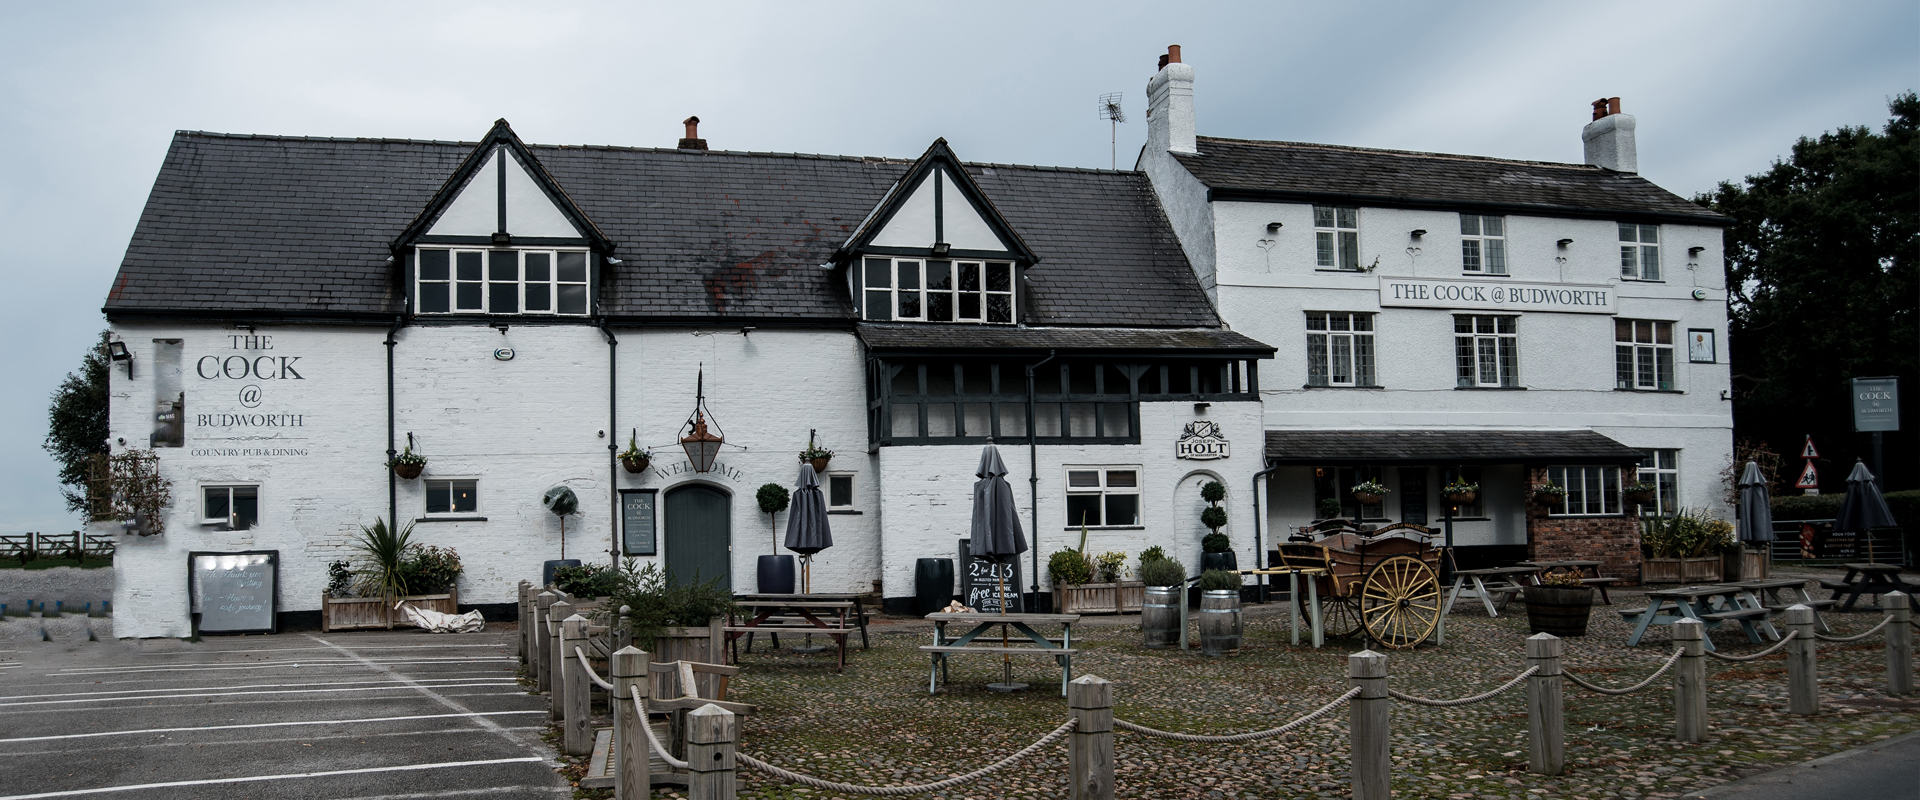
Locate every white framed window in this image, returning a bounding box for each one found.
[1454,315,1518,388]
[417,248,589,315]
[1618,223,1660,281]
[1306,311,1376,387]
[1459,214,1507,274]
[1064,466,1141,528]
[1615,319,1675,390]
[862,257,1014,324]
[826,472,856,511]
[424,479,479,516]
[1545,466,1622,516]
[201,485,259,530]
[1313,206,1360,270]
[1636,449,1680,516]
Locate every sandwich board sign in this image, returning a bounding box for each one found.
[189,550,278,634]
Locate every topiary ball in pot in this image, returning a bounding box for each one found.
[1199,531,1236,573]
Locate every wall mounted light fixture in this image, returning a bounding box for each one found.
[1556,238,1575,248]
[1410,229,1427,238]
[1265,222,1283,233]
[107,340,134,378]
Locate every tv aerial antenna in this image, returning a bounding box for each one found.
[1097,92,1126,170]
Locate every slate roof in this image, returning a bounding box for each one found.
[857,324,1274,355]
[106,131,1220,328]
[1172,137,1725,225]
[1263,429,1645,465]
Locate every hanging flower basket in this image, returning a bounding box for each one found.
[801,442,834,475]
[621,455,651,474]
[388,446,427,480]
[1350,481,1388,506]
[1531,482,1568,507]
[1442,482,1478,506]
[1623,482,1657,507]
[618,432,652,474]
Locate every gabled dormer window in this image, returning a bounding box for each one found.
[862,257,1014,323]
[416,247,589,315]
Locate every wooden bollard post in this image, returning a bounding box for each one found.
[611,646,650,800]
[534,591,558,691]
[562,614,593,756]
[1673,618,1706,742]
[1068,674,1115,800]
[548,599,573,721]
[516,582,528,663]
[1883,592,1913,695]
[1348,650,1389,800]
[687,703,738,800]
[1526,633,1565,775]
[1784,604,1818,715]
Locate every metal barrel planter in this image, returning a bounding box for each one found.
[1523,585,1594,637]
[1199,589,1243,656]
[1141,586,1181,648]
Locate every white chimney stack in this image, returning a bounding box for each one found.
[1582,97,1637,173]
[1146,45,1197,155]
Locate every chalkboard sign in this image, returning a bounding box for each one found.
[621,489,658,556]
[958,540,1023,613]
[189,550,278,635]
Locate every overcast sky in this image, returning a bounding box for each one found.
[1,0,1914,533]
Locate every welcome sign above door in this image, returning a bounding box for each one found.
[1378,276,1616,315]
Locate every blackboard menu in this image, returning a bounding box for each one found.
[190,551,278,634]
[621,489,658,556]
[958,540,1023,613]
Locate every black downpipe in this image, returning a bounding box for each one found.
[384,315,404,530]
[599,319,619,566]
[1023,349,1056,612]
[1249,458,1283,603]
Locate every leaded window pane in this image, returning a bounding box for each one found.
[1307,334,1329,387]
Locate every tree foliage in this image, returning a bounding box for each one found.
[1697,93,1918,491]
[44,331,111,515]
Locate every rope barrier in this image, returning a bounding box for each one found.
[1813,616,1895,643]
[573,646,614,691]
[629,686,689,771]
[1704,631,1797,662]
[736,718,1077,796]
[1388,666,1538,707]
[1112,686,1361,744]
[1565,648,1684,695]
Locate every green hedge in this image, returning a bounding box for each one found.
[1772,489,1920,526]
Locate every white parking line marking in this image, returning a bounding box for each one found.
[0,709,546,743]
[32,669,510,689]
[336,786,568,799]
[0,757,549,799]
[137,644,508,656]
[0,681,518,707]
[0,676,507,701]
[5,725,549,758]
[51,658,514,676]
[0,691,532,718]
[307,634,547,753]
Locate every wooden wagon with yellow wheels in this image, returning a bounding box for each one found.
[1276,522,1444,649]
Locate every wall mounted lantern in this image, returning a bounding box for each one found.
[679,365,726,473]
[106,340,134,378]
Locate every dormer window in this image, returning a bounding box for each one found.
[416,247,588,315]
[862,257,1014,323]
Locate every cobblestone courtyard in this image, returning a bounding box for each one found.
[562,568,1918,800]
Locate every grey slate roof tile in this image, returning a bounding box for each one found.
[1173,137,1725,224]
[857,324,1274,354]
[1263,429,1646,465]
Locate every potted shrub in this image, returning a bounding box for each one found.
[1197,569,1244,656]
[1531,481,1568,508]
[1350,480,1388,507]
[1200,531,1236,574]
[1317,497,1344,522]
[619,433,652,474]
[1138,556,1186,648]
[394,543,463,616]
[1442,480,1479,506]
[1623,481,1658,508]
[1523,570,1594,637]
[608,560,734,661]
[800,444,833,475]
[1048,547,1109,614]
[1642,508,1727,583]
[551,562,621,599]
[388,446,427,480]
[754,483,795,594]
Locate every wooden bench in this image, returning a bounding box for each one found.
[920,645,1079,656]
[1762,599,1838,611]
[1700,608,1769,622]
[1581,577,1620,604]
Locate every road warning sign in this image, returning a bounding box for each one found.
[1795,460,1820,489]
[1800,436,1819,460]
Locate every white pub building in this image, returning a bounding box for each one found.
[98,47,1731,636]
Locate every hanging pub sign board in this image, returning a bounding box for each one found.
[1795,461,1820,490]
[189,550,278,635]
[1800,436,1819,459]
[1851,377,1900,432]
[620,488,658,556]
[1176,420,1230,460]
[957,539,1023,613]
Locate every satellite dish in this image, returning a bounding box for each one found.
[542,485,579,517]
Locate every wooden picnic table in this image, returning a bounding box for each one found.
[1442,566,1539,618]
[734,592,872,649]
[1729,578,1834,634]
[921,611,1079,696]
[1825,564,1920,612]
[1517,559,1619,604]
[724,598,858,672]
[1622,584,1773,651]
[1239,566,1329,647]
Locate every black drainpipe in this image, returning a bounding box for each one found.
[1249,458,1283,603]
[1023,349,1056,612]
[384,314,404,529]
[599,317,619,567]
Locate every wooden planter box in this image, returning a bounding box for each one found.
[647,618,725,699]
[321,588,459,631]
[1054,582,1145,615]
[1744,549,1770,580]
[1643,557,1721,584]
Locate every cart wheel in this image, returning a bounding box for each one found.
[1360,554,1441,649]
[1320,594,1364,639]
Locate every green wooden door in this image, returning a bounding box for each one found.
[664,485,731,588]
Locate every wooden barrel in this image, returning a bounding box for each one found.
[1199,589,1242,656]
[1523,586,1594,637]
[1141,586,1180,648]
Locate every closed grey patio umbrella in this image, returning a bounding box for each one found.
[784,464,833,593]
[1736,461,1776,544]
[1834,459,1897,563]
[968,443,1029,692]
